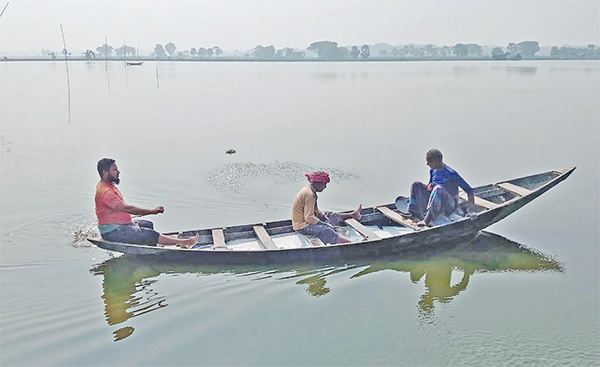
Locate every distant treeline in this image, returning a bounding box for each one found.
[38,40,600,61]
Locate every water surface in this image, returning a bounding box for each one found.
[1,60,598,366]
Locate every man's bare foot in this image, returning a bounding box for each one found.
[352,204,362,220]
[179,233,200,249]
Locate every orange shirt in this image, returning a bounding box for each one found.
[95,180,132,225]
[292,184,322,230]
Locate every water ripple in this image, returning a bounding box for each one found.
[205,161,359,210]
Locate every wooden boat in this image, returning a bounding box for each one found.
[125,61,144,66]
[88,167,575,264]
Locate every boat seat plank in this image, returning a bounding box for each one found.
[459,192,499,210]
[300,234,326,247]
[252,225,279,250]
[344,218,380,240]
[211,228,228,249]
[498,182,532,197]
[376,206,418,230]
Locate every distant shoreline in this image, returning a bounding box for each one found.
[1,57,597,62]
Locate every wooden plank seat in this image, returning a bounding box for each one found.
[497,182,532,197]
[459,191,499,210]
[300,234,326,247]
[344,218,380,240]
[211,228,228,249]
[252,225,279,250]
[376,206,418,230]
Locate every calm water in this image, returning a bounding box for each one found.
[1,60,598,366]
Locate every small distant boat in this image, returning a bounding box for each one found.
[126,61,144,66]
[88,167,575,264]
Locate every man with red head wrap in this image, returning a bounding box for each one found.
[292,171,362,244]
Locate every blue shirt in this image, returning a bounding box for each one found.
[429,165,474,197]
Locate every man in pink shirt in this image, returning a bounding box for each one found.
[95,158,198,248]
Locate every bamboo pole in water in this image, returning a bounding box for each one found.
[0,2,9,18]
[60,24,71,124]
[105,36,110,92]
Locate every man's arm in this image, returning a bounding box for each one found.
[456,173,476,213]
[466,193,475,212]
[303,195,320,225]
[114,202,164,216]
[103,189,164,217]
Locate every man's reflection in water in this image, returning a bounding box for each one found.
[290,265,358,297]
[92,259,166,341]
[296,274,331,297]
[410,263,475,320]
[296,232,562,317]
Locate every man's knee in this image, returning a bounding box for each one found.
[431,185,448,193]
[411,181,426,190]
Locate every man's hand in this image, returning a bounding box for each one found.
[152,206,165,215]
[467,212,478,221]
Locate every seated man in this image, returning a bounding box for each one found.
[406,149,475,227]
[292,171,362,244]
[95,158,199,248]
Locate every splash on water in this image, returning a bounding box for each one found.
[206,161,358,195]
[0,130,13,153]
[205,161,359,211]
[71,218,99,247]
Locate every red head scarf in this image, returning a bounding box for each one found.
[306,171,330,184]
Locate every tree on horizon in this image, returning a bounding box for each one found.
[96,43,113,57]
[452,43,468,58]
[165,42,177,58]
[253,45,275,59]
[115,45,136,57]
[360,45,370,58]
[154,44,167,58]
[307,41,348,59]
[516,41,540,58]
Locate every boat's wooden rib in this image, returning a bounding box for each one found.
[253,225,278,250]
[497,182,532,197]
[376,206,418,230]
[459,191,499,210]
[211,228,228,249]
[344,218,380,240]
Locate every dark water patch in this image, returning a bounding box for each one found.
[506,66,538,75]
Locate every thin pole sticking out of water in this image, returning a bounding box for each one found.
[0,2,9,18]
[60,24,71,124]
[123,39,129,88]
[105,35,110,93]
[156,67,160,88]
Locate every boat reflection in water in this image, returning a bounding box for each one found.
[90,231,562,341]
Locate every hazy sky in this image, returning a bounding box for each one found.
[0,0,598,55]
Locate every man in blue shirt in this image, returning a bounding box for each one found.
[407,149,475,227]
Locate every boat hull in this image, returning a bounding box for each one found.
[88,167,575,265]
